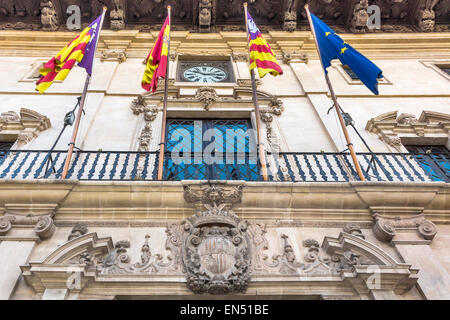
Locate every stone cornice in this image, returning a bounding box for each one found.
[1,30,450,60]
[0,180,448,225]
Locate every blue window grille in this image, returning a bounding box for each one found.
[163,119,260,181]
[405,145,450,182]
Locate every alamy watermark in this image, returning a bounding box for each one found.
[61,4,381,31]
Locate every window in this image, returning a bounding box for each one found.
[177,61,234,83]
[0,141,14,151]
[19,61,45,83]
[439,66,450,76]
[163,119,259,180]
[405,145,450,182]
[343,65,359,80]
[334,63,391,86]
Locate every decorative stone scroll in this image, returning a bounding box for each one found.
[373,213,438,242]
[0,212,55,239]
[100,49,127,63]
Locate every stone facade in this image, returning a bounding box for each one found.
[0,3,449,300]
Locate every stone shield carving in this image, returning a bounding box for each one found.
[182,183,250,294]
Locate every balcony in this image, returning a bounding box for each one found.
[0,150,448,182]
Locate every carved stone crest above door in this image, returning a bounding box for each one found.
[180,183,250,294]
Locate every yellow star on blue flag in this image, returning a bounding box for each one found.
[310,13,383,95]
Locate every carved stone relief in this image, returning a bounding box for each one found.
[68,223,89,241]
[199,0,212,32]
[40,1,60,31]
[195,87,220,111]
[349,0,369,33]
[130,95,159,152]
[110,0,125,30]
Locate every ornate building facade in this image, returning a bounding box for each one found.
[0,0,449,300]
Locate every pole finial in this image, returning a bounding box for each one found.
[167,5,171,10]
[243,2,248,7]
[304,4,309,9]
[103,6,107,11]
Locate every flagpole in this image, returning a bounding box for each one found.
[157,6,171,181]
[61,7,107,179]
[243,2,269,182]
[304,4,365,181]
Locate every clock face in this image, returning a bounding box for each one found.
[183,66,227,83]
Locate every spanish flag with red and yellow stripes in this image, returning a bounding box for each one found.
[35,14,103,93]
[142,16,170,92]
[247,12,283,78]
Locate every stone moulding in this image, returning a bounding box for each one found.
[365,110,450,152]
[0,108,51,148]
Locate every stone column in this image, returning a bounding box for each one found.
[394,241,450,300]
[0,240,36,300]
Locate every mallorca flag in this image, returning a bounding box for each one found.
[309,13,383,95]
[247,12,283,78]
[36,13,104,93]
[142,16,170,92]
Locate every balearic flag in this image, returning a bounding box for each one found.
[309,13,383,95]
[36,14,103,93]
[246,12,283,78]
[142,16,170,92]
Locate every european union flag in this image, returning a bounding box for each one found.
[310,13,383,95]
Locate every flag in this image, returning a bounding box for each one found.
[142,16,170,92]
[36,13,104,93]
[309,13,383,95]
[246,12,283,78]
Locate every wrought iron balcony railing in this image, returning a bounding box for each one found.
[0,150,448,182]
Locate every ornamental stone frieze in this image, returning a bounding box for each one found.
[365,110,450,152]
[0,0,448,32]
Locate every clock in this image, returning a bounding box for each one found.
[178,61,234,83]
[183,66,227,83]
